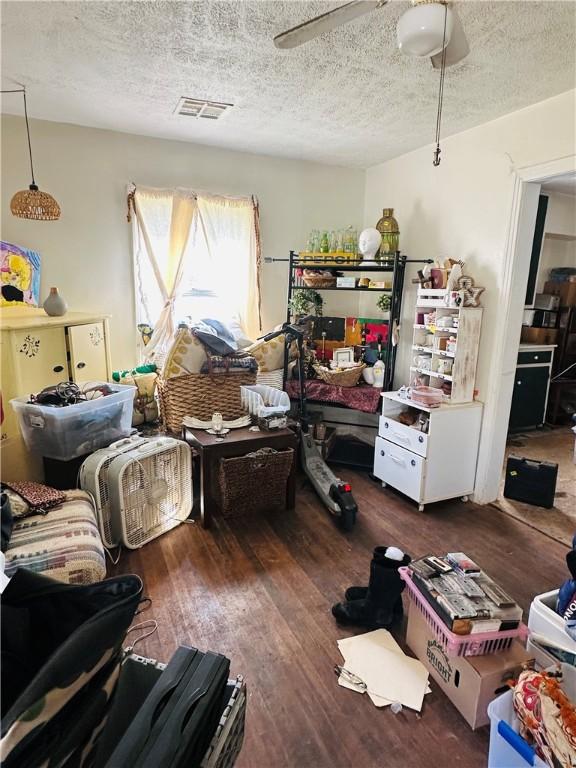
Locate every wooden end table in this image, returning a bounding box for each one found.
[182,426,298,528]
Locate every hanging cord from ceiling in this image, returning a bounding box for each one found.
[1,87,36,185]
[433,4,449,167]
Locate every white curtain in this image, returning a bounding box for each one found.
[196,194,261,341]
[131,185,261,362]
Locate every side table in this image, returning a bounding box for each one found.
[182,426,298,527]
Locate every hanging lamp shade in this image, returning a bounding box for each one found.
[2,86,61,221]
[11,184,61,221]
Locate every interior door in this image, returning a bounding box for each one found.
[508,366,550,431]
[67,322,109,384]
[12,327,69,397]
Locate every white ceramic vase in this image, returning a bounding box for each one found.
[43,287,68,317]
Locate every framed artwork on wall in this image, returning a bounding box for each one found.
[1,241,41,307]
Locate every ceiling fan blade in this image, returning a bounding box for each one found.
[274,1,387,50]
[430,6,469,68]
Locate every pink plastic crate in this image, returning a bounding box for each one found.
[400,567,528,657]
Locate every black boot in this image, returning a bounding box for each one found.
[344,587,404,618]
[344,546,411,601]
[332,547,410,629]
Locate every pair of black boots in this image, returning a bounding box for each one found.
[332,546,411,630]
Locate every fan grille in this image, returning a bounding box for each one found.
[117,444,192,548]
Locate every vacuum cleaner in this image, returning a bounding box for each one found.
[258,319,358,531]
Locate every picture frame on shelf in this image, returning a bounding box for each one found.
[333,347,354,366]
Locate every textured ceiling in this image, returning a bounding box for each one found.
[1,0,575,167]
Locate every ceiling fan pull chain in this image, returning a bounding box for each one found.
[433,3,449,167]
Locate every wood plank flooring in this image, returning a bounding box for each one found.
[111,471,568,768]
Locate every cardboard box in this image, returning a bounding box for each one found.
[406,604,533,729]
[544,280,576,308]
[520,326,559,345]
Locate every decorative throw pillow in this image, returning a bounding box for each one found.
[247,335,286,373]
[162,328,207,379]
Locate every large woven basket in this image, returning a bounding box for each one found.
[158,371,256,433]
[313,364,365,387]
[218,448,294,518]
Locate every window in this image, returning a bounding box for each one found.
[130,186,261,361]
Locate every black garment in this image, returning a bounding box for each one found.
[1,492,13,552]
[1,569,143,768]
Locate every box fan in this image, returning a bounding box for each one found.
[80,436,192,549]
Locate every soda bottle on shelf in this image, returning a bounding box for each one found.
[320,231,330,254]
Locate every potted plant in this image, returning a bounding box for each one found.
[376,293,391,319]
[289,289,324,319]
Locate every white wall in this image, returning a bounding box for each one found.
[537,237,576,294]
[544,191,576,238]
[536,192,576,293]
[1,116,365,368]
[364,89,576,503]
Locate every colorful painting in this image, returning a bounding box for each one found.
[1,241,41,307]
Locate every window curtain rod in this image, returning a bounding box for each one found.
[126,183,259,223]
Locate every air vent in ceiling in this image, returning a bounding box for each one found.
[175,97,233,120]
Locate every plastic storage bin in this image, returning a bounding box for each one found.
[528,589,576,667]
[240,384,290,417]
[399,567,528,657]
[487,664,576,767]
[11,384,136,460]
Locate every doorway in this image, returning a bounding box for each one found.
[484,169,576,544]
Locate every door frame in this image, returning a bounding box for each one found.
[473,155,576,504]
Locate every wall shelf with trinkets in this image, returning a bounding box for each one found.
[0,308,112,481]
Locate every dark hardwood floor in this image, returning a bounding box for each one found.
[111,470,568,768]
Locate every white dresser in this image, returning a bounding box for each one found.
[1,307,112,481]
[373,392,483,511]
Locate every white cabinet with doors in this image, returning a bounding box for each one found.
[1,308,112,481]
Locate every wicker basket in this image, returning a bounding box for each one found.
[313,364,365,387]
[218,448,294,517]
[302,272,337,289]
[158,371,256,433]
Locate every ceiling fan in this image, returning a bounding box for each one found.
[273,0,470,69]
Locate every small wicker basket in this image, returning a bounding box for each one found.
[158,371,256,433]
[218,448,294,517]
[302,272,337,289]
[313,364,365,387]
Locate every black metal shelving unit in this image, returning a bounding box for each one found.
[283,250,407,391]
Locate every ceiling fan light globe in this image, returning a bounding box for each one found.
[397,3,453,58]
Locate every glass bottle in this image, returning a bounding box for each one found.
[375,208,400,261]
[320,231,330,253]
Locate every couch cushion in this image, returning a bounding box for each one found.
[4,491,106,585]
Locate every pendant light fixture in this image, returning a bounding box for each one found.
[2,87,61,220]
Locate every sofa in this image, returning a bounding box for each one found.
[4,490,106,585]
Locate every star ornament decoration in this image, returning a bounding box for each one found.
[457,276,485,307]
